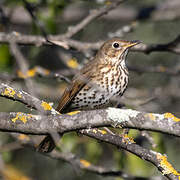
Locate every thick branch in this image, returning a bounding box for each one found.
[0,108,179,137]
[0,83,180,136]
[0,111,179,179]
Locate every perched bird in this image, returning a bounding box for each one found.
[38,38,140,153]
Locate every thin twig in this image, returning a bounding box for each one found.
[9,37,35,96]
[60,0,125,39]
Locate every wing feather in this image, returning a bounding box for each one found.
[56,80,86,113]
[56,58,99,113]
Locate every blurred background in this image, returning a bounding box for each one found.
[0,0,180,179]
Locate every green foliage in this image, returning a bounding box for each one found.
[2,151,12,163]
[85,140,102,163]
[61,132,79,152]
[0,45,11,71]
[126,152,155,176]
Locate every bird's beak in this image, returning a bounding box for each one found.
[124,40,141,48]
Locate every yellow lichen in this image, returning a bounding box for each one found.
[98,129,107,134]
[92,129,97,133]
[27,68,36,77]
[80,159,91,167]
[17,68,37,78]
[17,71,25,78]
[145,113,156,121]
[43,68,50,75]
[41,101,52,111]
[11,112,32,124]
[17,93,22,98]
[18,134,30,141]
[122,134,135,144]
[2,87,16,98]
[66,58,78,69]
[164,113,180,122]
[66,111,80,115]
[157,154,180,176]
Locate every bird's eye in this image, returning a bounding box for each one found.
[113,42,119,48]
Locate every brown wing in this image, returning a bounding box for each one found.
[56,79,86,113]
[56,58,98,113]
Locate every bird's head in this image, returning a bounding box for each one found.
[97,38,141,64]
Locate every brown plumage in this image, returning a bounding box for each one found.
[37,38,140,153]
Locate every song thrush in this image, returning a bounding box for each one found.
[38,38,140,153]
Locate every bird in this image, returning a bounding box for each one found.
[37,37,141,153]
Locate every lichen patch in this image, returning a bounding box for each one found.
[67,58,79,69]
[18,134,30,141]
[164,113,180,122]
[41,101,52,111]
[11,112,32,124]
[66,111,80,115]
[98,129,107,134]
[107,107,139,123]
[80,159,91,167]
[2,87,16,98]
[122,134,135,144]
[157,153,180,176]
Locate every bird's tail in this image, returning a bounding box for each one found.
[37,135,56,153]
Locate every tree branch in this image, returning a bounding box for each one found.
[6,134,149,179]
[0,83,56,115]
[60,0,124,39]
[49,151,139,179]
[1,32,180,55]
[0,111,179,179]
[0,108,179,137]
[0,83,180,136]
[80,128,180,180]
[0,83,180,179]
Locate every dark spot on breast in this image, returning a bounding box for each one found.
[123,77,127,87]
[110,79,113,86]
[115,81,118,88]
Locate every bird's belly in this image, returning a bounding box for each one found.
[71,75,128,110]
[71,87,109,109]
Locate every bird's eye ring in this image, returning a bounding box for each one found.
[113,42,119,48]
